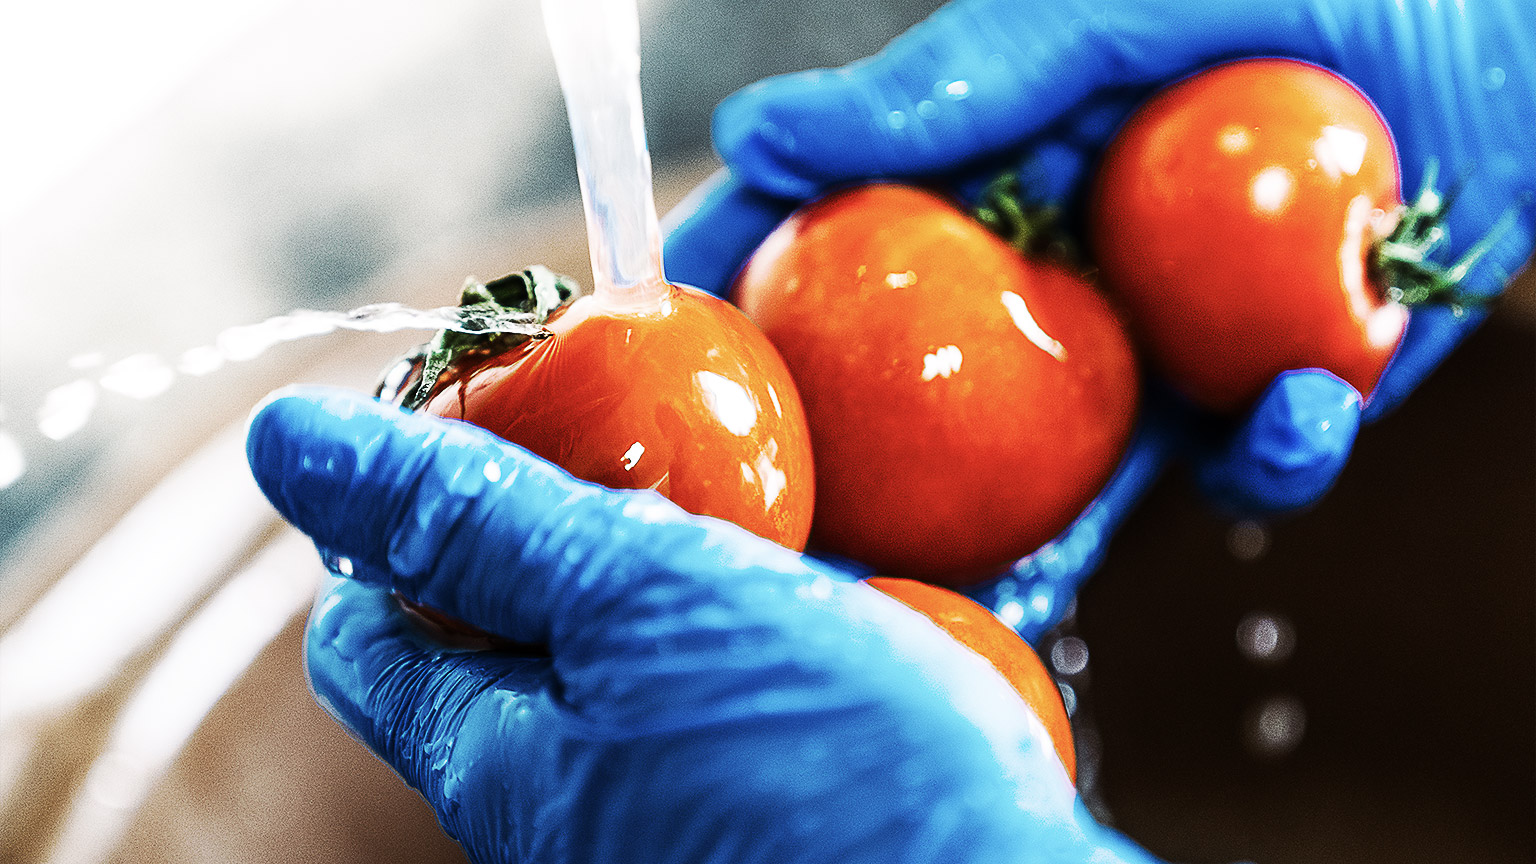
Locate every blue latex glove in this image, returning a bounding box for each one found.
[246,387,1160,864]
[666,0,1534,528]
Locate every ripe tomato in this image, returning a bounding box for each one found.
[420,281,816,550]
[1091,58,1408,412]
[868,577,1075,781]
[733,184,1139,586]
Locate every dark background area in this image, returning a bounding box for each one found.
[1073,315,1534,863]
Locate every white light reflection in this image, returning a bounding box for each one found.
[98,354,175,400]
[0,424,274,728]
[754,452,786,510]
[1250,166,1294,214]
[0,429,25,489]
[696,371,757,436]
[41,532,320,864]
[37,380,99,441]
[1237,612,1296,664]
[1339,195,1411,349]
[1314,125,1369,178]
[1217,124,1253,155]
[921,345,963,381]
[176,345,225,376]
[1245,694,1307,758]
[620,441,644,470]
[1000,291,1067,361]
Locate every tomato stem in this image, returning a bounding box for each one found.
[1373,159,1513,310]
[972,173,1080,265]
[384,267,581,411]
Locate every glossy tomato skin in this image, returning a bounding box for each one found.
[868,577,1075,782]
[733,184,1139,585]
[423,283,815,550]
[1092,58,1408,413]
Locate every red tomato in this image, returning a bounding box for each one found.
[423,282,816,550]
[868,577,1075,782]
[733,184,1139,586]
[1091,58,1408,412]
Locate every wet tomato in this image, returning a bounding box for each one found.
[733,184,1139,586]
[420,279,816,550]
[869,577,1075,781]
[1091,58,1408,412]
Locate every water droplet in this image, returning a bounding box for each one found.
[1236,612,1296,664]
[1057,681,1077,717]
[1244,694,1306,757]
[941,79,970,99]
[996,600,1025,628]
[1227,519,1270,562]
[320,554,354,577]
[914,99,938,120]
[37,379,98,441]
[886,109,907,131]
[1029,591,1051,615]
[797,574,835,602]
[1484,66,1506,91]
[1050,636,1089,675]
[483,460,503,483]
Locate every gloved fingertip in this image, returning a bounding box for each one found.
[1198,370,1361,514]
[713,76,836,200]
[662,171,797,298]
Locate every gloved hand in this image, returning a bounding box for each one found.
[246,386,1160,864]
[664,0,1533,538]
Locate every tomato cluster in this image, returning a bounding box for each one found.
[378,56,1454,792]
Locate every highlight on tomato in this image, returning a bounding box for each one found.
[733,183,1139,587]
[378,267,816,640]
[1091,57,1488,413]
[868,576,1076,782]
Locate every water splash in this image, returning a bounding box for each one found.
[1,296,555,488]
[0,428,25,490]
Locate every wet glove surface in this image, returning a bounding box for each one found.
[246,387,1160,864]
[662,0,1533,601]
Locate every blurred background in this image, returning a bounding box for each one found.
[0,1,1530,862]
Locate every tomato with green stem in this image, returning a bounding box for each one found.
[385,268,816,551]
[1091,58,1489,413]
[734,183,1139,586]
